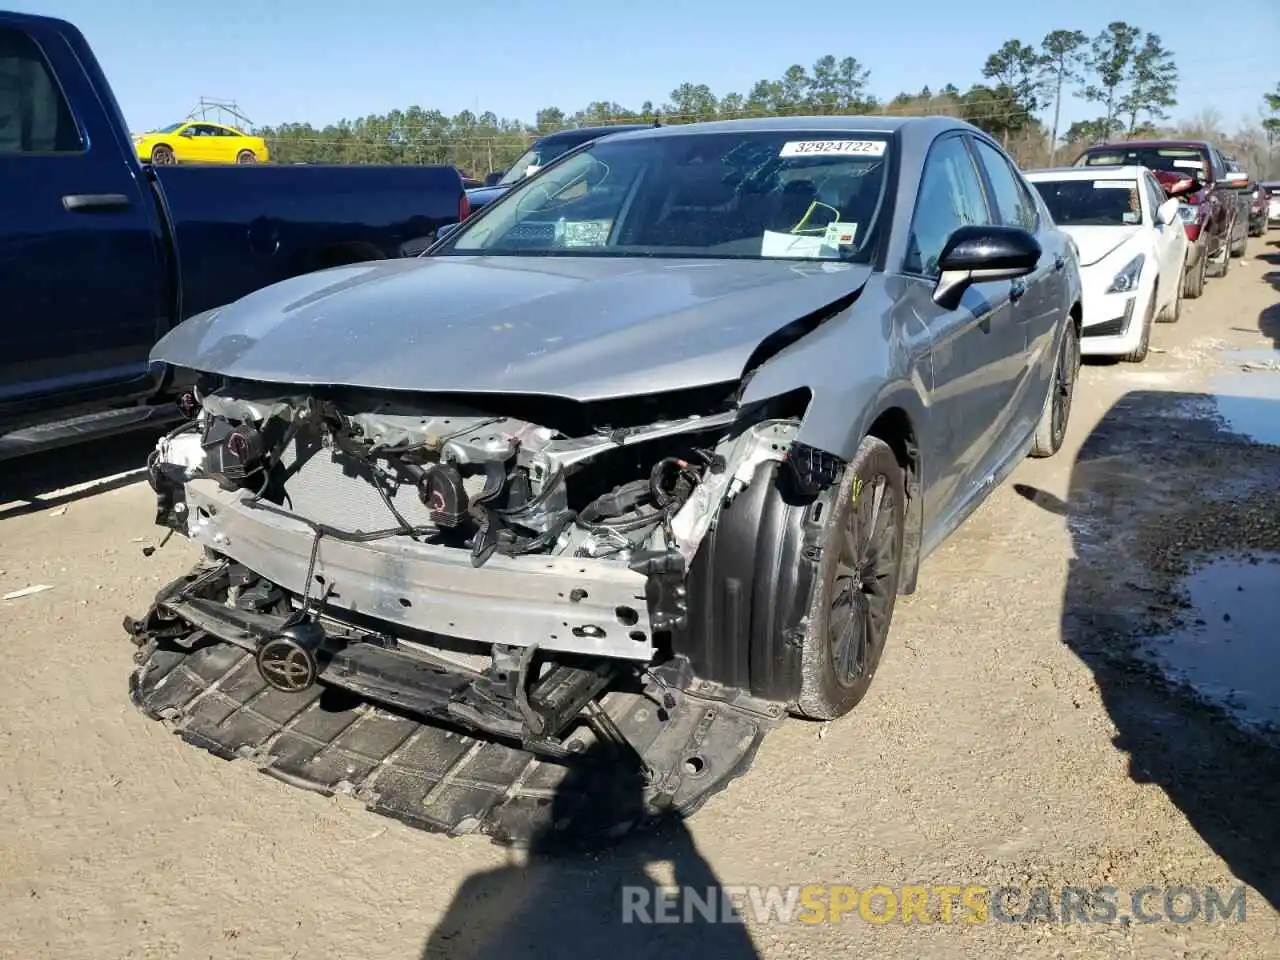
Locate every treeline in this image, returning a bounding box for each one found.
[254,22,1278,178]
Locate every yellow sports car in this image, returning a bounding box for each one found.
[132,121,269,165]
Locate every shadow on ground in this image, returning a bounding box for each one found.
[1259,237,1280,348]
[421,743,759,959]
[1016,388,1280,910]
[0,429,163,518]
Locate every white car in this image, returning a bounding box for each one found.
[1025,165,1188,363]
[1264,181,1280,228]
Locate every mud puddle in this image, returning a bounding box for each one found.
[1141,552,1280,738]
[1207,370,1280,446]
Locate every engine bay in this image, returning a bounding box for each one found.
[147,378,816,660]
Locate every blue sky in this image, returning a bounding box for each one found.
[11,0,1279,133]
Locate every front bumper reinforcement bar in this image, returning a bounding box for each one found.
[126,568,783,847]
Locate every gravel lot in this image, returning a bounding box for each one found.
[2,237,1278,960]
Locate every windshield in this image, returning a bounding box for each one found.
[443,130,891,262]
[1032,179,1143,227]
[154,122,186,134]
[497,139,579,186]
[1077,146,1207,179]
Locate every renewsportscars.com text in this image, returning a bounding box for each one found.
[621,884,1249,925]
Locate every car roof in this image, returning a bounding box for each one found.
[537,124,654,144]
[1025,165,1149,180]
[1081,139,1211,151]
[592,115,982,157]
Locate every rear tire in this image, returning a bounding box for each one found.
[1160,268,1183,323]
[1031,316,1079,458]
[1123,293,1155,363]
[236,149,257,164]
[792,436,906,721]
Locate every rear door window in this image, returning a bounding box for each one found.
[970,137,1039,232]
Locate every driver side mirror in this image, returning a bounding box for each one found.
[484,171,504,187]
[1157,198,1180,226]
[179,128,194,137]
[932,224,1041,310]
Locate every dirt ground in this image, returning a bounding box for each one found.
[2,237,1279,960]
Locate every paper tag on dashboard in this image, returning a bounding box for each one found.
[779,140,885,157]
[761,230,834,258]
[1172,159,1203,169]
[823,221,859,246]
[1094,181,1135,188]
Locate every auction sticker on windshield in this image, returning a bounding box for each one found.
[779,140,886,157]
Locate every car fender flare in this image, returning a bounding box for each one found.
[743,359,928,593]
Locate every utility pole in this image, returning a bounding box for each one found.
[187,97,253,130]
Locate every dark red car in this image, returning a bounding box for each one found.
[1074,139,1239,298]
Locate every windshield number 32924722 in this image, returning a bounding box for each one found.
[779,140,886,157]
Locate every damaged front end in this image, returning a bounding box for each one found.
[128,378,827,845]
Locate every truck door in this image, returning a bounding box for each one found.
[0,20,168,416]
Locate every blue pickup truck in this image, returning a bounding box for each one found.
[0,11,467,460]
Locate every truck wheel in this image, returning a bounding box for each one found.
[236,150,258,164]
[1184,250,1206,299]
[150,144,175,165]
[1206,239,1230,278]
[1124,294,1155,362]
[1230,230,1247,257]
[1030,315,1079,458]
[793,436,906,721]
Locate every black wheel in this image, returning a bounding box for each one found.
[1123,293,1155,362]
[1031,316,1079,458]
[236,149,257,164]
[793,436,906,721]
[150,144,175,165]
[1184,249,1206,299]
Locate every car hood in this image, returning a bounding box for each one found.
[1060,225,1141,267]
[151,255,873,401]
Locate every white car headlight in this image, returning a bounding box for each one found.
[1105,254,1144,294]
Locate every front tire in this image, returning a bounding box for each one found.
[1031,315,1079,458]
[793,436,906,721]
[150,144,175,165]
[1123,292,1155,362]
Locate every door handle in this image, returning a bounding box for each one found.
[1053,254,1065,271]
[1009,278,1026,302]
[62,193,131,212]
